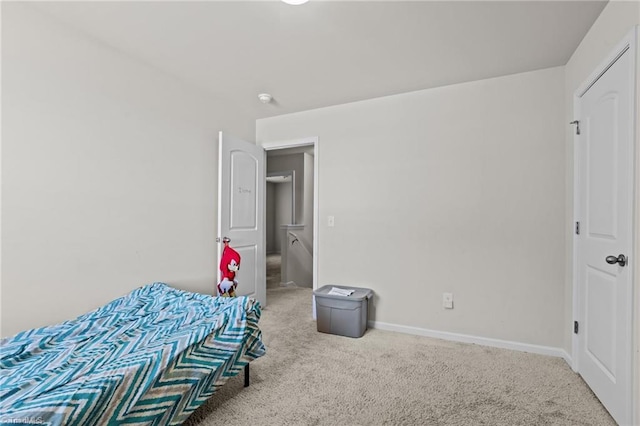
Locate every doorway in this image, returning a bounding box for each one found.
[262,137,318,291]
[266,170,294,288]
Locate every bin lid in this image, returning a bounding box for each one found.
[313,285,373,301]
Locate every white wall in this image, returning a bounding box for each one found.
[1,4,253,336]
[266,182,277,253]
[563,2,640,422]
[258,67,566,348]
[286,229,313,288]
[274,182,293,253]
[267,153,304,224]
[302,152,314,253]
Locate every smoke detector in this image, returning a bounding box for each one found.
[258,93,273,104]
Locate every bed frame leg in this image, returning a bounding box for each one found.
[244,364,250,387]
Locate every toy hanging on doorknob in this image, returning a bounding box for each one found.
[218,237,241,297]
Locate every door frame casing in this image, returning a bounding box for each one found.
[261,137,319,291]
[571,26,638,424]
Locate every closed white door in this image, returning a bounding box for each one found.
[218,132,266,306]
[575,44,634,425]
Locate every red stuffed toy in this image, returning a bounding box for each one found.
[218,240,241,297]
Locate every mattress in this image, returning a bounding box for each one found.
[0,283,266,425]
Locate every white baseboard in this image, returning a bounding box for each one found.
[560,350,573,368]
[369,320,572,364]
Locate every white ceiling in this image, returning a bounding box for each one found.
[32,1,606,120]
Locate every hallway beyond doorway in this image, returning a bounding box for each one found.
[266,254,281,289]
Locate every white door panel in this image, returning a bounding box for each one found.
[218,132,266,306]
[585,266,616,379]
[232,244,257,297]
[576,43,634,426]
[230,151,258,229]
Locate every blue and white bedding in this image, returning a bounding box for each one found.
[0,283,266,425]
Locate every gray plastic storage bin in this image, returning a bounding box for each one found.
[314,285,373,338]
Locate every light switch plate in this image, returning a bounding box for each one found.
[443,293,453,309]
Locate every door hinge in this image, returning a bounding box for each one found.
[574,321,579,334]
[575,221,580,235]
[570,120,580,135]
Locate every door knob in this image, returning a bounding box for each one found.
[605,254,627,267]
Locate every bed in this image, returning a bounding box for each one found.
[0,282,266,425]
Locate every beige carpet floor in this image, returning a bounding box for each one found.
[266,254,281,289]
[184,287,614,426]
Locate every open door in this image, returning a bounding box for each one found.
[218,132,266,307]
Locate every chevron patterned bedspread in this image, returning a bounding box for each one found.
[0,283,266,425]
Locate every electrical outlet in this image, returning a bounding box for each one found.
[328,216,335,227]
[443,293,454,309]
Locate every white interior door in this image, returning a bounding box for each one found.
[575,44,634,425]
[218,132,266,307]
